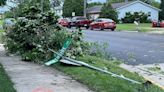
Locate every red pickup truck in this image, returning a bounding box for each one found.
[70,16,92,29]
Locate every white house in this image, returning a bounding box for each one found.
[87,0,161,21]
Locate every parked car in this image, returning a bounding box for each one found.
[90,18,116,31]
[152,21,164,28]
[71,16,92,29]
[58,18,71,28]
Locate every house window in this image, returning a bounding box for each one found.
[148,12,151,17]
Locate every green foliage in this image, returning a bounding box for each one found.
[63,0,84,17]
[54,55,164,92]
[121,12,151,23]
[0,64,16,92]
[0,0,6,6]
[87,2,103,8]
[100,3,118,22]
[4,6,57,62]
[4,5,90,63]
[159,0,164,20]
[90,42,111,60]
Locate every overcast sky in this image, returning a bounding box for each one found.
[90,0,160,3]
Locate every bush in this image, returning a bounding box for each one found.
[121,12,151,23]
[4,5,90,63]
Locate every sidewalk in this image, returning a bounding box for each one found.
[120,64,164,90]
[0,45,93,92]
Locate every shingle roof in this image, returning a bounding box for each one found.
[87,1,135,14]
[86,1,160,14]
[86,5,103,14]
[111,1,133,9]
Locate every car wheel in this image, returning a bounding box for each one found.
[67,25,71,28]
[86,26,89,29]
[76,25,81,29]
[100,27,104,31]
[111,28,115,31]
[90,27,93,30]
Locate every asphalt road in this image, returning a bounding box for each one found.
[83,30,164,65]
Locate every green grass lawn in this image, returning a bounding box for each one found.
[0,63,16,92]
[0,20,4,32]
[53,55,163,92]
[0,19,4,43]
[0,31,4,43]
[0,19,3,25]
[116,23,153,32]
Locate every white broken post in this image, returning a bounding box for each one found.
[134,21,140,32]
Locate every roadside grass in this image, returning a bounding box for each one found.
[53,55,163,92]
[0,19,3,25]
[0,30,4,43]
[0,63,16,92]
[116,23,159,32]
[0,19,4,43]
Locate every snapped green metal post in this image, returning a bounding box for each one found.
[45,38,72,66]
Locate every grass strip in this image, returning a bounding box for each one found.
[116,23,152,32]
[53,55,164,92]
[0,63,16,92]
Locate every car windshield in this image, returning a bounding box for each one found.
[76,17,87,20]
[101,19,114,22]
[62,18,71,22]
[95,19,102,22]
[95,19,114,22]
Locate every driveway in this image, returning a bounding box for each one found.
[83,30,164,65]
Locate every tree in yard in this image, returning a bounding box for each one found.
[0,0,6,6]
[87,2,103,8]
[159,0,164,20]
[63,0,84,17]
[99,2,118,22]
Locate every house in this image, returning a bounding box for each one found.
[86,0,161,21]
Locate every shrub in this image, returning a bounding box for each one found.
[4,5,90,63]
[121,12,151,23]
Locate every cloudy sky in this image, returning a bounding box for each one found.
[91,0,160,3]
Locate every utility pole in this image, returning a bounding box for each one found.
[84,0,87,17]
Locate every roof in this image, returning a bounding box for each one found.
[86,5,103,14]
[111,1,133,9]
[117,0,161,11]
[86,0,160,14]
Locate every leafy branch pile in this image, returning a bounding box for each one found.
[4,5,90,63]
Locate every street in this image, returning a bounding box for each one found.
[83,30,164,65]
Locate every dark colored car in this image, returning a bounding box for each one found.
[71,16,92,29]
[152,21,164,28]
[58,18,71,28]
[90,18,116,31]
